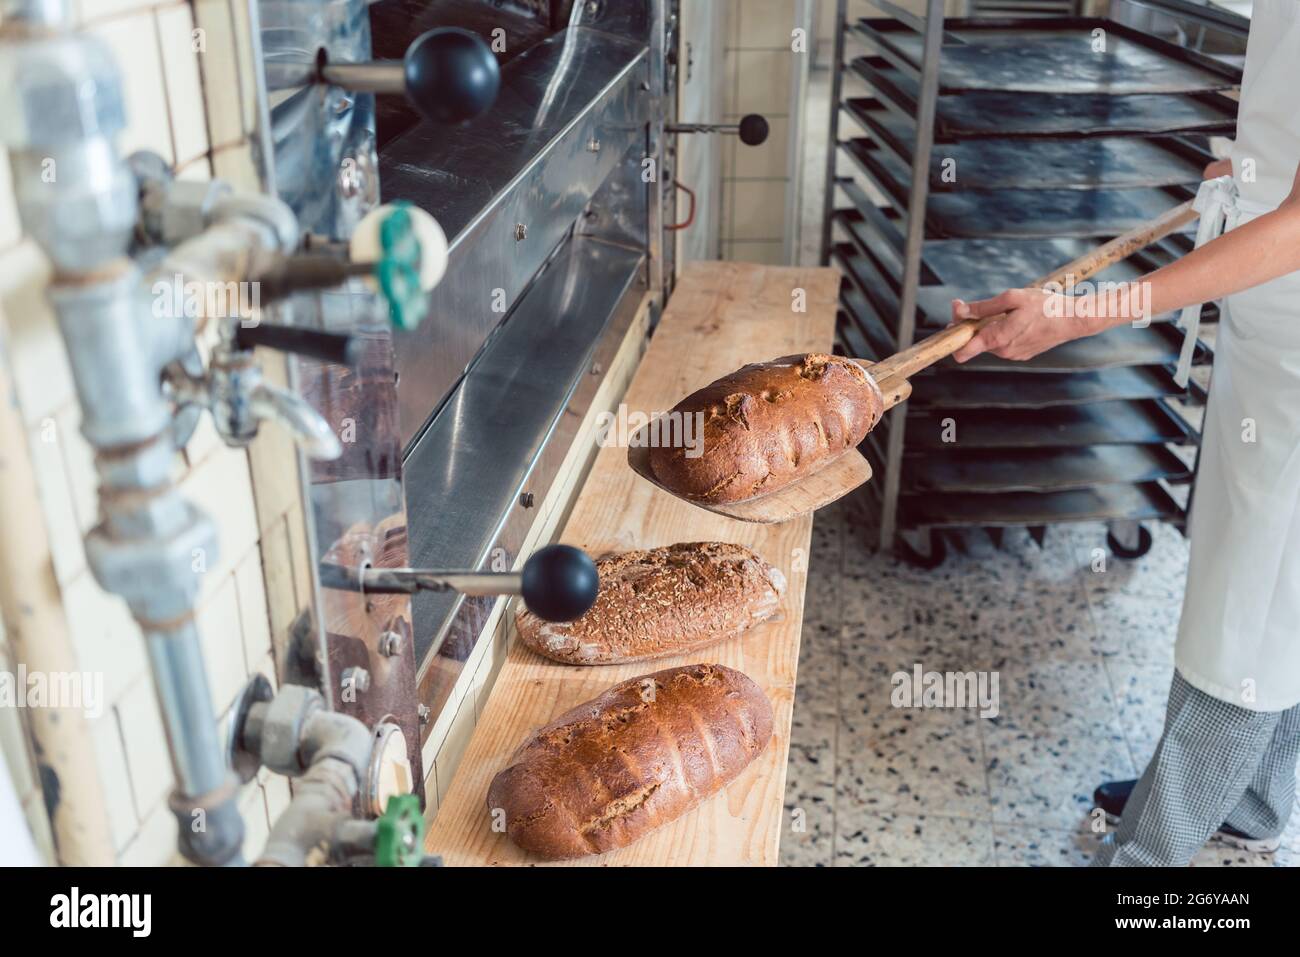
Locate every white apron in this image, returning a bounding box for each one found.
[1175,0,1300,713]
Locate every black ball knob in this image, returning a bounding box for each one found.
[404,27,500,125]
[738,113,769,147]
[520,545,599,623]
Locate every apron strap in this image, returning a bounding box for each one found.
[1174,175,1235,387]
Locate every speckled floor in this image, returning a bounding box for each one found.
[779,497,1300,867]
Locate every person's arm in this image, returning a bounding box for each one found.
[951,157,1300,363]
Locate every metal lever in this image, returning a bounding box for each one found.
[319,544,600,623]
[667,114,770,146]
[235,322,364,366]
[319,27,500,125]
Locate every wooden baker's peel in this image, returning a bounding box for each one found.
[630,201,1198,524]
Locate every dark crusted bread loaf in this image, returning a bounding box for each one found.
[648,353,883,503]
[516,542,786,665]
[487,663,773,859]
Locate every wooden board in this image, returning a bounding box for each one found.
[628,439,872,524]
[424,261,840,866]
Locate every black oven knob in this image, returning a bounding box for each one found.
[319,27,500,125]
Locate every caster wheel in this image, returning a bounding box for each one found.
[894,529,946,570]
[1107,525,1153,560]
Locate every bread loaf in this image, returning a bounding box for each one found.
[487,663,773,859]
[648,353,883,503]
[516,542,785,665]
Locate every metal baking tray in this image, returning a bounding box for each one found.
[905,399,1194,449]
[847,55,1238,140]
[928,186,1196,239]
[906,366,1188,409]
[846,98,1208,191]
[840,136,1196,238]
[921,236,1151,290]
[835,271,1213,373]
[851,17,1241,94]
[904,444,1194,493]
[948,323,1211,373]
[899,480,1185,530]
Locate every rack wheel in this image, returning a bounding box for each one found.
[894,528,946,570]
[1107,524,1153,560]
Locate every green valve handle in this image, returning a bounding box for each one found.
[351,202,449,332]
[375,794,425,867]
[376,203,425,331]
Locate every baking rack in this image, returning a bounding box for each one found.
[821,0,1246,564]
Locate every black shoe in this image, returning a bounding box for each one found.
[1093,779,1281,853]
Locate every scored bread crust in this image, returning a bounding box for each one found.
[648,353,883,503]
[487,663,774,860]
[516,542,786,665]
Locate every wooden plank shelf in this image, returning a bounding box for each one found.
[423,262,838,866]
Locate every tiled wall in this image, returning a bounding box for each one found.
[0,0,308,865]
[719,0,812,265]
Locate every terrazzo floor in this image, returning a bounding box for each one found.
[779,498,1300,867]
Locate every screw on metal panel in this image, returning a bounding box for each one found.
[418,704,431,725]
[513,223,527,241]
[519,491,534,509]
[587,137,600,152]
[341,666,371,695]
[379,631,402,657]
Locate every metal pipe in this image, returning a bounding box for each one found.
[319,61,403,94]
[0,5,244,865]
[249,692,374,867]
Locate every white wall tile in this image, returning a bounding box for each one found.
[90,710,139,852]
[25,418,86,586]
[119,797,179,867]
[55,406,99,535]
[90,11,175,164]
[724,240,788,265]
[180,446,258,600]
[732,50,794,116]
[735,0,797,48]
[156,3,211,165]
[63,573,148,706]
[0,243,74,426]
[196,573,248,717]
[234,548,271,671]
[192,0,245,148]
[729,179,789,240]
[116,674,173,816]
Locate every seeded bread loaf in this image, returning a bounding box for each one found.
[515,542,786,665]
[648,353,883,503]
[487,663,774,859]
